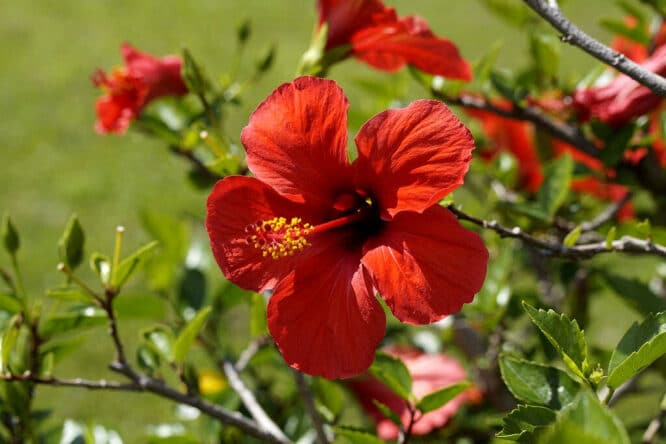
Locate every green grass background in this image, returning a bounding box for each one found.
[1,0,619,440]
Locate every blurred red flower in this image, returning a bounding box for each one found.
[349,347,481,439]
[316,0,471,79]
[206,76,488,379]
[572,44,666,127]
[92,43,188,134]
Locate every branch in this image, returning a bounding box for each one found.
[446,205,666,259]
[438,92,600,158]
[222,359,290,443]
[235,335,270,372]
[523,0,666,97]
[580,192,632,232]
[643,394,666,443]
[291,370,329,444]
[0,372,139,391]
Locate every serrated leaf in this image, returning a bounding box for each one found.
[563,226,582,247]
[172,306,212,364]
[607,311,666,389]
[499,355,580,408]
[538,391,630,444]
[497,405,556,441]
[113,241,159,289]
[1,214,19,255]
[537,154,573,218]
[369,352,412,400]
[39,307,107,338]
[333,426,384,444]
[58,214,85,270]
[523,302,589,379]
[0,314,22,372]
[416,381,471,414]
[46,287,96,304]
[249,293,267,337]
[372,399,402,426]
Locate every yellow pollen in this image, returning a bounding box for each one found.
[245,216,311,260]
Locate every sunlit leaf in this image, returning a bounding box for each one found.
[172,306,212,364]
[369,352,412,400]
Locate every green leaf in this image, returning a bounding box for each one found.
[563,226,582,247]
[40,307,107,338]
[255,44,276,73]
[523,302,589,379]
[473,42,504,94]
[537,154,573,218]
[178,267,206,315]
[599,124,635,166]
[89,252,111,285]
[182,48,210,95]
[41,337,85,366]
[249,293,267,337]
[479,0,531,27]
[0,314,22,372]
[1,214,19,255]
[369,352,413,400]
[416,381,471,414]
[530,33,561,79]
[136,344,161,373]
[607,311,666,389]
[499,355,580,408]
[497,405,557,441]
[139,210,189,290]
[142,326,174,362]
[58,214,85,270]
[372,399,402,426]
[46,286,96,304]
[605,226,616,249]
[113,240,159,289]
[0,292,22,314]
[599,18,649,46]
[172,306,212,364]
[538,391,629,444]
[312,378,345,418]
[599,272,666,315]
[333,426,385,444]
[491,70,527,102]
[236,18,251,44]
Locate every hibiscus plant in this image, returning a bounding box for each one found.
[2,1,666,443]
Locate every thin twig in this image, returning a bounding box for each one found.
[523,0,666,96]
[643,392,666,443]
[222,359,290,443]
[235,335,270,372]
[292,370,328,444]
[580,192,633,232]
[1,372,140,391]
[446,205,666,259]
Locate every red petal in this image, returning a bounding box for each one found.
[206,176,317,292]
[351,16,471,80]
[353,100,475,219]
[241,77,352,212]
[121,43,187,101]
[267,235,386,379]
[362,206,488,324]
[317,0,396,49]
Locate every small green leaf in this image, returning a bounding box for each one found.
[497,405,556,441]
[530,32,561,79]
[39,307,107,338]
[1,214,19,255]
[249,293,267,337]
[599,18,649,46]
[599,124,636,166]
[0,292,22,314]
[605,226,616,249]
[499,355,580,408]
[537,154,574,218]
[372,399,402,426]
[255,45,276,73]
[333,426,385,444]
[0,314,22,372]
[607,311,666,389]
[491,70,527,102]
[369,352,413,400]
[90,253,111,285]
[479,0,531,27]
[142,326,174,362]
[182,49,209,95]
[46,287,96,304]
[172,306,212,364]
[539,391,630,444]
[113,241,159,289]
[178,267,206,315]
[523,302,589,379]
[236,18,251,44]
[417,381,471,414]
[312,378,345,418]
[473,42,504,94]
[136,344,161,373]
[58,214,85,270]
[563,226,582,247]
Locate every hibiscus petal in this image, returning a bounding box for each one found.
[241,76,352,212]
[318,0,395,49]
[206,176,317,292]
[351,16,472,80]
[267,233,386,379]
[353,100,475,219]
[362,206,488,324]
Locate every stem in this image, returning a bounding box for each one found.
[57,263,103,304]
[110,226,124,287]
[10,255,27,307]
[523,0,666,96]
[292,370,328,444]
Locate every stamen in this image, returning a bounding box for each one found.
[245,216,311,260]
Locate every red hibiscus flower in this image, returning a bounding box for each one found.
[206,76,488,379]
[349,347,481,439]
[315,0,471,79]
[466,104,544,193]
[572,44,666,127]
[92,43,188,134]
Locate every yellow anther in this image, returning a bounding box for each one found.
[245,216,311,260]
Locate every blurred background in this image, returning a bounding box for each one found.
[0,0,619,440]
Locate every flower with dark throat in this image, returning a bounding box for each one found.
[308,0,471,79]
[206,76,488,379]
[92,43,188,134]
